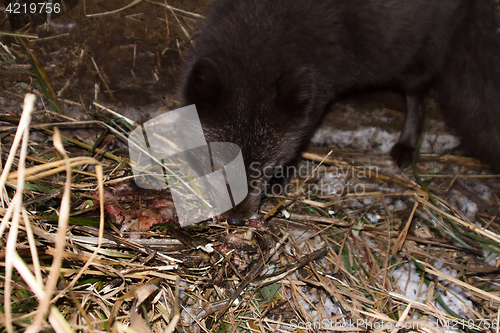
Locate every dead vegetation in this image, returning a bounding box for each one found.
[1,1,500,332]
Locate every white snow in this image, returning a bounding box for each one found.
[448,189,478,219]
[392,262,473,318]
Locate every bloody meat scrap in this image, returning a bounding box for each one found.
[98,180,178,234]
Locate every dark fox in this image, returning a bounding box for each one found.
[179,0,500,225]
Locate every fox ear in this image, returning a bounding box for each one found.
[276,67,313,114]
[184,58,222,105]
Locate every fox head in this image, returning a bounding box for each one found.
[180,57,325,225]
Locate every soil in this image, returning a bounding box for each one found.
[1,0,208,122]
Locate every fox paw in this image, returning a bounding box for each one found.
[390,143,415,169]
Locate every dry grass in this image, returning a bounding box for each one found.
[1,3,500,333]
[2,91,500,333]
